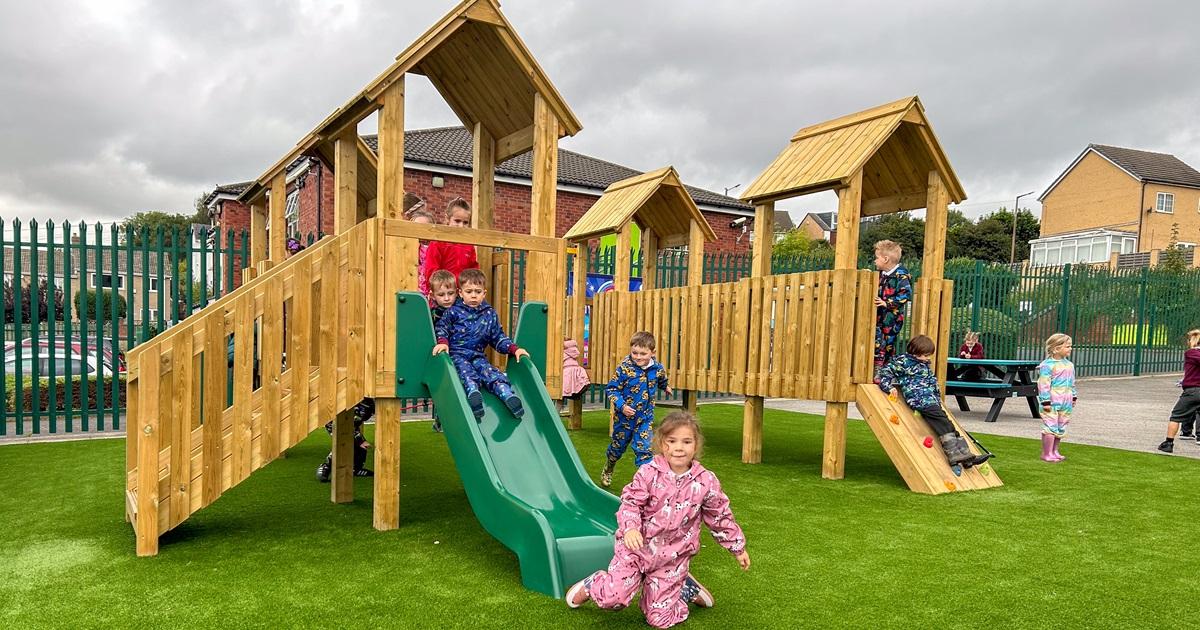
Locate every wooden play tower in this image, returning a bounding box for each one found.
[124,0,581,556]
[582,96,1002,494]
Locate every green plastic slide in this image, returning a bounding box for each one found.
[395,293,619,597]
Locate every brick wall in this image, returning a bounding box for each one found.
[213,164,752,275]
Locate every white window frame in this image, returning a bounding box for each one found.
[1156,192,1174,213]
[285,189,301,240]
[91,272,123,290]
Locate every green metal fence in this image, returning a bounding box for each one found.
[0,220,249,436]
[7,218,1196,437]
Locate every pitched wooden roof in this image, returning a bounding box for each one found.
[740,96,966,214]
[563,167,717,243]
[242,0,580,202]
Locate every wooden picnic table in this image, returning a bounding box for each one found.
[945,358,1041,423]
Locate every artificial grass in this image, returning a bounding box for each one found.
[0,404,1195,629]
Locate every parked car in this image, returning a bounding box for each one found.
[2,347,114,379]
[5,337,126,374]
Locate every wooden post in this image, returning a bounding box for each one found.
[334,128,358,235]
[922,170,949,282]
[331,408,354,504]
[643,229,659,290]
[473,120,496,270]
[377,78,406,220]
[373,80,411,528]
[822,401,847,479]
[249,202,267,269]
[526,92,564,396]
[823,169,863,478]
[742,202,773,464]
[834,171,863,270]
[269,174,286,262]
[687,221,705,286]
[682,390,698,413]
[135,346,161,556]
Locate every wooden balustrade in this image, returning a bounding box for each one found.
[590,269,879,403]
[125,218,567,555]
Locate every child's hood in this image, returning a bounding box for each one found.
[563,339,580,359]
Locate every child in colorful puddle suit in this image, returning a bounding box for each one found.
[1037,333,1076,462]
[566,411,750,628]
[873,239,913,376]
[1157,329,1200,453]
[601,331,672,488]
[427,270,457,432]
[432,268,529,420]
[878,335,989,468]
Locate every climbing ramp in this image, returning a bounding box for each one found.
[855,384,1003,494]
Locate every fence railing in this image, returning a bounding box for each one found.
[8,213,1200,437]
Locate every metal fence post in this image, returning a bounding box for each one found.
[1133,267,1149,376]
[1057,263,1072,332]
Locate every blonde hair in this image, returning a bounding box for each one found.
[446,197,472,222]
[874,240,902,262]
[1045,333,1072,357]
[1186,329,1200,349]
[964,331,979,344]
[429,269,456,291]
[653,411,705,460]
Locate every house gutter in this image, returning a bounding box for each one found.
[1136,180,1146,250]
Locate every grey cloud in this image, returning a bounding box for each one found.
[2,0,1198,224]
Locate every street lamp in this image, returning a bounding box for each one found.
[1009,190,1036,264]
[724,183,741,196]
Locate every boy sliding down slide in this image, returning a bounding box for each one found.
[878,335,991,469]
[432,268,529,421]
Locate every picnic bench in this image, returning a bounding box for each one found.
[945,358,1041,423]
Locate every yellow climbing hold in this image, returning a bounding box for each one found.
[979,464,992,476]
[945,481,957,491]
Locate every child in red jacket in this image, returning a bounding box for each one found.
[423,197,479,289]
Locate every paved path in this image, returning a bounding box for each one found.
[745,373,1198,460]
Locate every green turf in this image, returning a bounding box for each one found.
[0,404,1194,629]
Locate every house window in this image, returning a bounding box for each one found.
[1156,192,1174,213]
[285,189,300,239]
[91,273,123,289]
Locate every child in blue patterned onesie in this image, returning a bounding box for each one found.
[432,268,529,421]
[601,331,672,487]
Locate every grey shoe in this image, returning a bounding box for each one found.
[939,434,974,465]
[600,461,614,487]
[1158,439,1175,453]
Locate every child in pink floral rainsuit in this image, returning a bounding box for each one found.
[566,411,750,628]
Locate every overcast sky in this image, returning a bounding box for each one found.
[2,0,1198,226]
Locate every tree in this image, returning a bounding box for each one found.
[857,212,926,262]
[772,229,832,259]
[1159,223,1189,273]
[120,211,200,249]
[4,279,65,323]
[946,208,1040,263]
[73,289,128,321]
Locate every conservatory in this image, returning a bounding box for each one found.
[1029,229,1137,267]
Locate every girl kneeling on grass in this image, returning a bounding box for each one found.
[1157,329,1200,454]
[566,411,750,629]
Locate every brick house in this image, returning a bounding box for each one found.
[206,127,753,274]
[796,211,837,245]
[1033,144,1200,266]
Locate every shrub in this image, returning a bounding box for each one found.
[73,289,128,321]
[4,375,127,412]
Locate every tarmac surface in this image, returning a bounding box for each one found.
[748,373,1199,460]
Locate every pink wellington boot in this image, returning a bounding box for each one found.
[1041,434,1058,463]
[1051,437,1065,461]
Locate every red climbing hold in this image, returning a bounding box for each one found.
[923,436,934,448]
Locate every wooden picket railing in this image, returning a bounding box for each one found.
[125,217,567,555]
[124,220,376,554]
[589,269,882,403]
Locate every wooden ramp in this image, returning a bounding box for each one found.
[855,384,1003,494]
